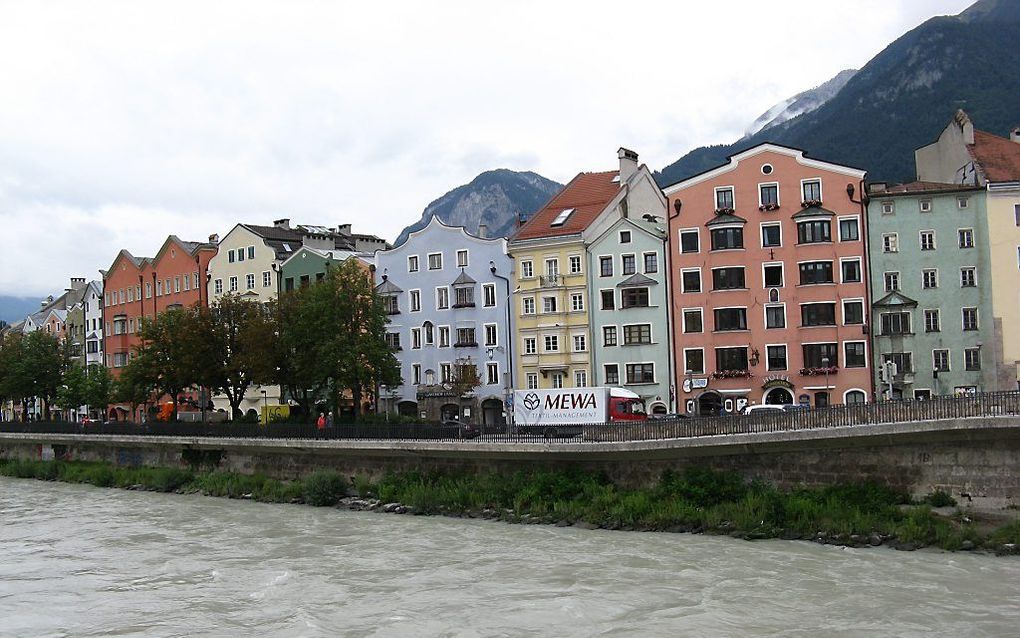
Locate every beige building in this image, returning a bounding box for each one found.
[915,111,1020,389]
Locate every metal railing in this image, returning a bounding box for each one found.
[1,391,1018,444]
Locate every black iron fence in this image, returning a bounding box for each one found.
[2,391,1018,443]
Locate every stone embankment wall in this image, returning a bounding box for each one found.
[2,416,1018,509]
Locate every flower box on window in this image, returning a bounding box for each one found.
[801,199,823,208]
[714,207,735,216]
[758,203,780,212]
[799,366,839,376]
[712,369,752,379]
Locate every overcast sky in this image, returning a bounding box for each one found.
[0,0,973,298]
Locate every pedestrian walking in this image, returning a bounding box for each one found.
[316,412,326,439]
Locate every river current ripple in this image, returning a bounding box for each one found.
[1,477,1019,637]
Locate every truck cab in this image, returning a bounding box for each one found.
[608,387,647,422]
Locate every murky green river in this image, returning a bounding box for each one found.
[2,477,1018,637]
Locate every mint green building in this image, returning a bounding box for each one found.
[279,246,361,293]
[586,216,673,414]
[867,182,996,398]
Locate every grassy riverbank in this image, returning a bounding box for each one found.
[2,458,1018,553]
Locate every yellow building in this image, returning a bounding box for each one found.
[508,148,662,390]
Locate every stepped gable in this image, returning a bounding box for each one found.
[512,170,621,241]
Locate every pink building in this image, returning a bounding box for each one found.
[664,143,871,415]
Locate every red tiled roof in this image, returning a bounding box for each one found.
[969,130,1020,182]
[511,170,621,241]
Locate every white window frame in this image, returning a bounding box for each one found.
[483,323,498,347]
[841,298,865,325]
[844,340,868,369]
[456,249,469,268]
[522,296,536,315]
[436,286,450,310]
[520,260,534,279]
[407,255,419,272]
[642,251,658,274]
[920,199,932,213]
[800,178,823,203]
[409,289,421,312]
[526,373,539,390]
[923,308,941,333]
[682,347,705,375]
[764,303,787,329]
[919,229,936,251]
[958,228,974,249]
[839,257,863,284]
[482,283,496,307]
[960,267,977,288]
[486,362,499,385]
[543,334,559,353]
[922,269,939,289]
[681,307,704,334]
[263,271,272,288]
[680,267,702,293]
[570,292,584,312]
[764,343,788,372]
[678,228,701,253]
[714,185,735,210]
[758,181,780,207]
[882,233,899,253]
[932,348,951,372]
[523,337,537,355]
[760,222,782,248]
[568,254,582,274]
[838,215,861,242]
[762,261,785,288]
[572,333,587,352]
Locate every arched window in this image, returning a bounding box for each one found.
[844,390,867,405]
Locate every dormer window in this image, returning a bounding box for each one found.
[550,208,575,227]
[454,286,474,308]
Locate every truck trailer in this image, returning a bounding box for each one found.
[512,387,646,438]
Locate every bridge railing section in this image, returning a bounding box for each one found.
[1,391,1018,443]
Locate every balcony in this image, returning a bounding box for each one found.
[539,274,561,287]
[452,302,476,309]
[454,341,478,348]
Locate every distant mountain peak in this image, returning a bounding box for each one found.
[743,69,857,138]
[394,170,561,247]
[959,0,1020,23]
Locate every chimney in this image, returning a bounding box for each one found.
[867,182,888,194]
[336,223,352,236]
[273,218,291,230]
[618,147,639,183]
[70,277,85,287]
[477,223,488,238]
[208,233,219,244]
[1011,127,1020,144]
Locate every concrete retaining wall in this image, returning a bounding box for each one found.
[2,416,1019,509]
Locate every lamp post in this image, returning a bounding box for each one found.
[261,389,268,423]
[821,357,830,407]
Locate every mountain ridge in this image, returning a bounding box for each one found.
[656,0,1020,186]
[394,169,562,246]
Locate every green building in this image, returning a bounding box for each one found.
[867,182,996,398]
[279,246,361,293]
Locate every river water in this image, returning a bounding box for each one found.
[2,478,1019,638]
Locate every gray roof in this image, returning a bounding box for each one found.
[616,273,658,288]
[791,205,836,219]
[705,213,748,227]
[376,278,403,295]
[452,269,476,286]
[873,291,917,308]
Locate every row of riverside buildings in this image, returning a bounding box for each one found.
[3,111,1020,424]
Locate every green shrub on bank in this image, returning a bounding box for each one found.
[5,458,1020,553]
[923,490,958,508]
[303,471,348,506]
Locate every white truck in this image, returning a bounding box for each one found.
[512,387,646,438]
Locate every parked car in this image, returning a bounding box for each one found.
[782,404,809,413]
[742,404,786,416]
[648,413,689,421]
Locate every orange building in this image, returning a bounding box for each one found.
[664,143,871,414]
[103,235,217,421]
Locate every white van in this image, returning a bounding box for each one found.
[742,404,786,416]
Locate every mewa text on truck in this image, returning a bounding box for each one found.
[512,387,646,438]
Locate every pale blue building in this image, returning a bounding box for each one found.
[374,217,513,426]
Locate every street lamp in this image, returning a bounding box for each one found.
[685,369,694,414]
[821,357,830,407]
[261,389,268,423]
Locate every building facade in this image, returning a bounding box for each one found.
[867,183,995,397]
[104,236,216,421]
[665,143,871,415]
[510,148,663,393]
[586,214,672,414]
[279,246,359,292]
[373,217,512,426]
[915,110,1020,390]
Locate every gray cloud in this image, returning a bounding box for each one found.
[0,0,973,297]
